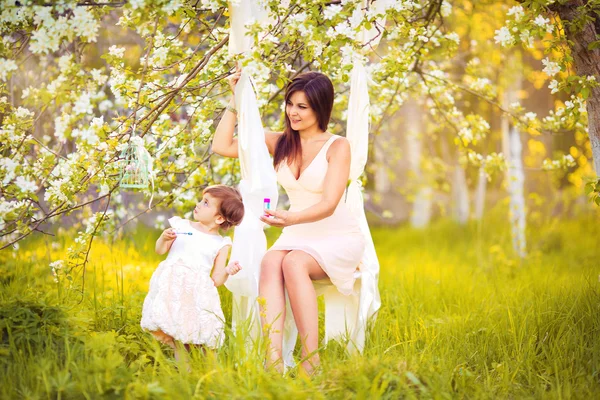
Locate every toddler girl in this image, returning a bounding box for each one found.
[140,185,244,360]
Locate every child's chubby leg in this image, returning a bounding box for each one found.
[150,330,188,366]
[151,329,176,347]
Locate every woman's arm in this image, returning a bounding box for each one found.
[211,246,242,287]
[261,138,351,226]
[211,98,240,158]
[212,105,281,158]
[211,69,282,157]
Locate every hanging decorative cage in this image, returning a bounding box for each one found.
[119,135,152,189]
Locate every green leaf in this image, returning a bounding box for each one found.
[587,40,600,51]
[585,182,594,195]
[581,87,590,99]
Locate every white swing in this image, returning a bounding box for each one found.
[224,0,385,366]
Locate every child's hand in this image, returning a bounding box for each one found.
[160,228,177,242]
[225,261,242,276]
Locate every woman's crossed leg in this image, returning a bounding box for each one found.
[259,249,327,376]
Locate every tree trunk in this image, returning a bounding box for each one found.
[474,165,487,220]
[405,101,432,228]
[502,66,527,257]
[452,158,470,224]
[374,133,390,193]
[550,1,600,174]
[508,126,527,257]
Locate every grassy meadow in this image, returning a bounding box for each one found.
[1,203,599,399]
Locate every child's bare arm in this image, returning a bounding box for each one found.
[211,245,242,287]
[155,228,176,255]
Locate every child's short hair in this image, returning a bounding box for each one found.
[203,185,244,231]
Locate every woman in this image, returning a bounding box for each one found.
[211,70,365,375]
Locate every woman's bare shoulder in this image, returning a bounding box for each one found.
[329,136,350,153]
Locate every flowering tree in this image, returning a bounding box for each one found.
[0,0,596,288]
[495,0,599,198]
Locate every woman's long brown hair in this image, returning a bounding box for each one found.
[273,72,334,169]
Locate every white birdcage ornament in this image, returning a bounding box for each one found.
[119,127,155,207]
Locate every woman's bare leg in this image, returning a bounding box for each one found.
[259,250,289,372]
[281,250,328,376]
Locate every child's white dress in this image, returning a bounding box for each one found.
[140,217,232,348]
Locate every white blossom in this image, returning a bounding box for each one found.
[471,78,490,91]
[33,6,53,26]
[15,176,38,193]
[0,58,17,81]
[74,127,99,145]
[130,0,146,10]
[520,30,534,48]
[73,92,93,115]
[533,15,550,27]
[542,58,561,77]
[459,128,473,143]
[445,32,460,44]
[0,158,18,184]
[30,27,60,54]
[324,4,342,20]
[441,1,452,17]
[151,46,169,67]
[21,87,31,99]
[507,6,525,21]
[548,79,559,94]
[327,22,354,39]
[99,99,113,112]
[47,75,66,96]
[57,57,73,75]
[71,8,99,42]
[340,44,355,68]
[289,12,307,25]
[54,114,70,142]
[90,69,108,85]
[494,27,513,47]
[163,0,183,14]
[108,45,126,58]
[524,112,537,121]
[15,107,34,119]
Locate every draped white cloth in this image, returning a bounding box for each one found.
[225,72,278,335]
[225,0,278,337]
[226,0,381,364]
[224,69,278,337]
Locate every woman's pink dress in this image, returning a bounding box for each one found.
[269,135,365,295]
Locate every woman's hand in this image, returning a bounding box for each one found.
[260,209,296,228]
[225,261,242,276]
[228,65,242,94]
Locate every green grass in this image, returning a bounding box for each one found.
[1,207,599,399]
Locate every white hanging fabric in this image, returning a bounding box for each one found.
[225,0,278,338]
[341,56,381,352]
[228,0,270,57]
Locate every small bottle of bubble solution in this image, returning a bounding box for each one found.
[263,198,271,212]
